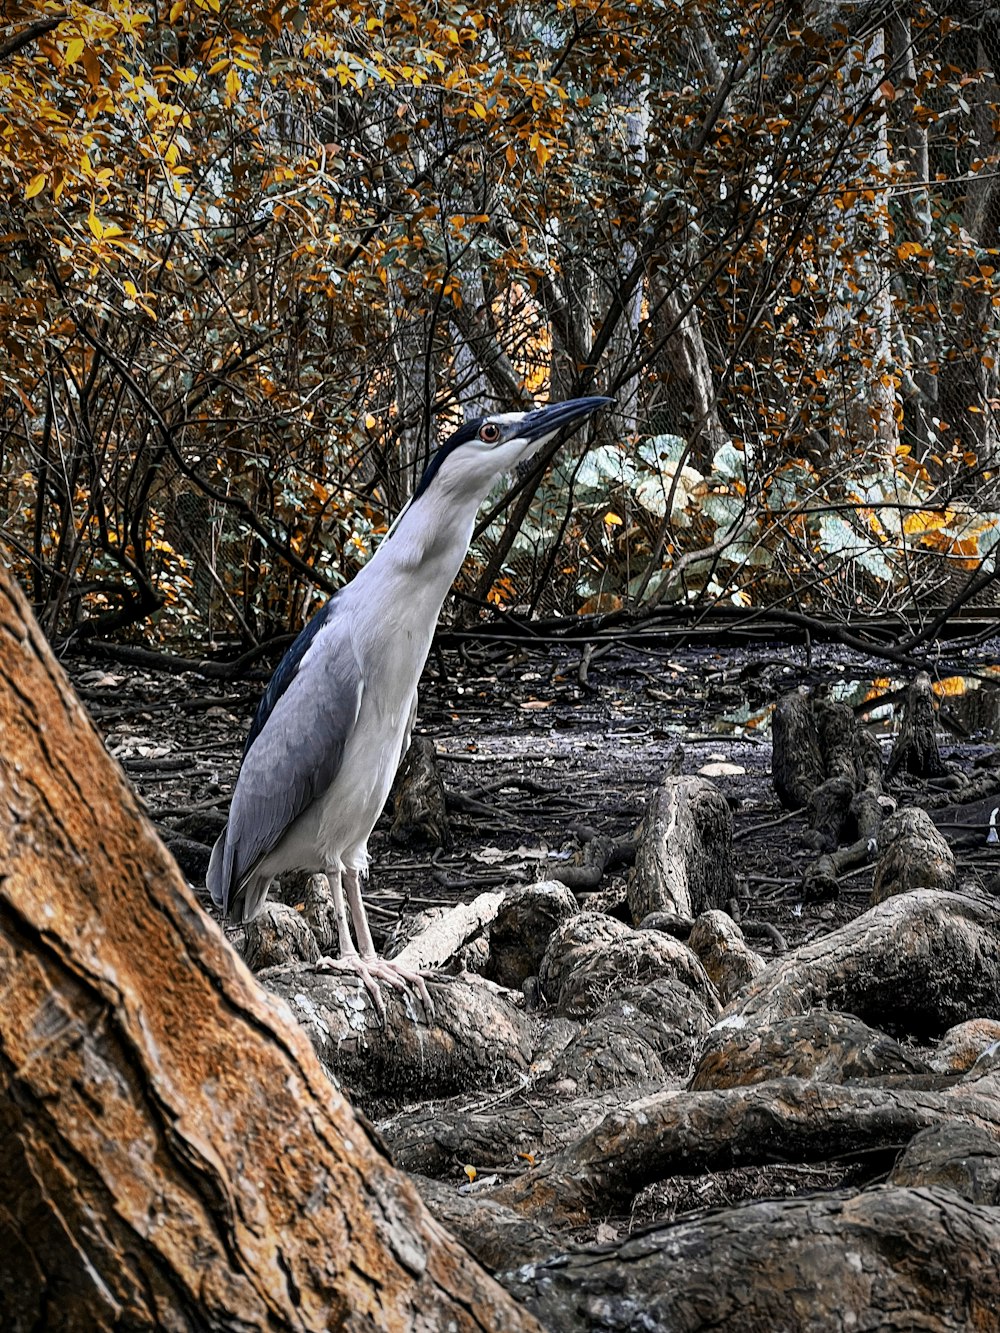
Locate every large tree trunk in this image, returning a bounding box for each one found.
[0,565,538,1332]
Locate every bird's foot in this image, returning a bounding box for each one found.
[314,951,435,1023]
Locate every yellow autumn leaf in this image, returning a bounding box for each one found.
[902,509,950,536]
[579,593,623,615]
[604,511,623,526]
[124,280,138,298]
[25,174,45,200]
[933,676,967,699]
[87,204,104,240]
[64,37,85,66]
[82,47,101,90]
[225,67,241,99]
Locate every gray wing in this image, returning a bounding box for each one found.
[212,615,363,911]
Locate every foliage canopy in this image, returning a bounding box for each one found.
[2,1,999,644]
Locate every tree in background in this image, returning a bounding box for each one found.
[1,1,998,645]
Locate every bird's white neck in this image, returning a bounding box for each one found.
[356,478,486,609]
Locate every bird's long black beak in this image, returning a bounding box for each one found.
[520,396,615,444]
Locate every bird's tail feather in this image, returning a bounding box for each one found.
[228,874,272,925]
[206,829,228,910]
[206,825,272,923]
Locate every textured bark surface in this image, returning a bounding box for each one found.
[390,735,451,847]
[0,568,539,1333]
[889,1121,1000,1203]
[412,1177,559,1273]
[534,978,713,1093]
[871,805,956,905]
[382,985,712,1175]
[628,775,735,921]
[886,670,949,779]
[501,1187,1000,1332]
[687,909,765,1003]
[392,889,504,971]
[771,688,884,897]
[929,1018,1000,1074]
[771,685,824,809]
[385,1083,663,1178]
[261,967,535,1115]
[488,1075,1000,1227]
[721,887,1000,1039]
[484,880,578,990]
[690,1009,932,1091]
[242,900,321,969]
[538,912,720,1019]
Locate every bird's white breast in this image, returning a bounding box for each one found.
[308,586,432,869]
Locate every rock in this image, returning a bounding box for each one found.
[485,880,579,990]
[871,807,956,906]
[629,776,735,923]
[687,910,765,1003]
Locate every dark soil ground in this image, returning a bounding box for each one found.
[66,629,1000,1229]
[69,632,1000,946]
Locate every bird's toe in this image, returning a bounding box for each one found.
[313,952,435,1023]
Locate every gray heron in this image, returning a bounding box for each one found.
[208,395,613,1015]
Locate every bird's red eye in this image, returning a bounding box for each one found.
[479,422,501,443]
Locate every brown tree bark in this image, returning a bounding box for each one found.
[0,566,539,1333]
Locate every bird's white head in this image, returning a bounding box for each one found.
[413,396,614,504]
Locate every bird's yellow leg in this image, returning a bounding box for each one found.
[313,868,434,1021]
[344,868,434,1018]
